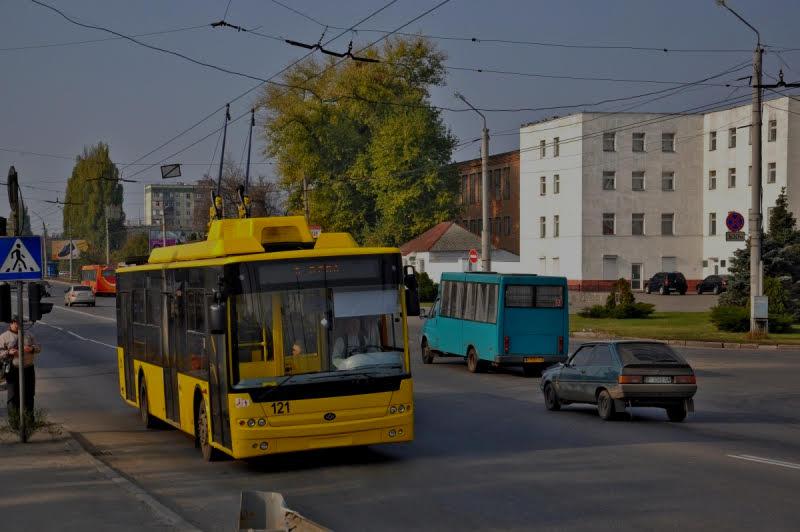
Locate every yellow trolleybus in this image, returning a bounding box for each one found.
[115,216,419,460]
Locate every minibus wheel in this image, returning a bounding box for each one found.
[421,339,434,364]
[466,347,485,373]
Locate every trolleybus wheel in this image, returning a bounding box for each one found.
[139,379,157,429]
[196,400,221,462]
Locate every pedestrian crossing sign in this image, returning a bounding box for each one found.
[0,236,43,281]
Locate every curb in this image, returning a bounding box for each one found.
[570,331,799,350]
[66,432,202,532]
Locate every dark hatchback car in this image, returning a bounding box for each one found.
[696,275,728,295]
[644,272,687,295]
[540,341,697,422]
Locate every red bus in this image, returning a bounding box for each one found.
[81,265,117,295]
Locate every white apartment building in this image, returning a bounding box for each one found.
[519,96,800,289]
[702,96,800,277]
[144,183,198,230]
[520,112,704,290]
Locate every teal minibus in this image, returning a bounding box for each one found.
[420,273,569,376]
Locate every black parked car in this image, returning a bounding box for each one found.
[696,275,728,295]
[644,272,687,295]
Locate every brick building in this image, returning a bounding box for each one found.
[454,150,520,254]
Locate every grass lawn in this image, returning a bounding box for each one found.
[571,312,800,345]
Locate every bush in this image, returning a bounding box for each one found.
[579,304,609,318]
[0,407,62,441]
[416,272,438,302]
[710,305,750,332]
[768,313,795,333]
[612,302,655,319]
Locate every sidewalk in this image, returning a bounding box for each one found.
[0,414,199,531]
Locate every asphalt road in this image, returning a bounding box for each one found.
[17,296,800,531]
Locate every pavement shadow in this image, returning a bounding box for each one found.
[242,445,398,473]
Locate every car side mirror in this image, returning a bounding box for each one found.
[419,308,428,319]
[209,302,226,334]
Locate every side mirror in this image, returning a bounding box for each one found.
[419,308,428,319]
[403,265,420,317]
[64,288,70,293]
[209,302,226,334]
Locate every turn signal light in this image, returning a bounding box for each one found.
[674,375,697,384]
[504,336,510,354]
[558,336,564,354]
[619,375,643,384]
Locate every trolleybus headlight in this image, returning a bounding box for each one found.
[398,405,406,413]
[398,428,404,436]
[389,406,397,414]
[388,429,397,438]
[259,442,269,450]
[257,418,266,426]
[247,418,256,427]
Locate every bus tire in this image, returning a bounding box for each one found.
[466,347,485,373]
[196,400,221,462]
[139,379,157,429]
[421,339,434,364]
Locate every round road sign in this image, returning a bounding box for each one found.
[468,249,479,264]
[726,211,745,232]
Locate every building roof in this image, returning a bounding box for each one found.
[401,221,504,254]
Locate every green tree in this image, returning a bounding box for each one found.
[112,231,149,264]
[63,143,125,261]
[259,37,459,246]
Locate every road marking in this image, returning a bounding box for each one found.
[728,454,800,471]
[39,321,116,350]
[53,303,116,322]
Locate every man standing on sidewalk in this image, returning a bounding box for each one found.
[0,316,41,414]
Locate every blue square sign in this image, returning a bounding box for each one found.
[0,236,43,281]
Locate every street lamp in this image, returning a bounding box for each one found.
[716,0,766,334]
[455,91,491,272]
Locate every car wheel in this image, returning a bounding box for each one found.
[696,286,703,295]
[658,286,667,296]
[522,364,541,378]
[544,383,561,411]
[679,290,687,295]
[139,379,157,429]
[666,404,688,422]
[645,285,651,294]
[712,286,720,295]
[466,347,485,373]
[597,389,616,420]
[421,339,434,364]
[196,400,221,461]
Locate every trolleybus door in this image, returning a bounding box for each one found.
[163,272,181,424]
[208,294,232,448]
[118,291,136,402]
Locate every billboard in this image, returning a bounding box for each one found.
[149,230,186,249]
[51,239,89,260]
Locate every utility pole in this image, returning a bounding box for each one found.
[302,176,310,222]
[105,206,110,265]
[161,217,167,247]
[67,216,72,281]
[717,0,766,334]
[456,92,491,272]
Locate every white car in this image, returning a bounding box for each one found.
[64,285,95,307]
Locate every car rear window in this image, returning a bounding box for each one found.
[616,343,686,365]
[73,286,92,292]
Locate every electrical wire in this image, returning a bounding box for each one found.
[269,0,328,28]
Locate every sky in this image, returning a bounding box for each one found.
[2,0,800,236]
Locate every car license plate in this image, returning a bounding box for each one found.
[524,357,545,363]
[644,376,672,384]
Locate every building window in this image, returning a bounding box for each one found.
[554,215,560,238]
[728,168,736,188]
[504,216,511,236]
[602,213,616,235]
[662,133,675,152]
[768,119,777,142]
[460,175,468,204]
[540,176,547,196]
[603,132,616,152]
[554,174,560,194]
[709,212,717,236]
[710,131,717,151]
[661,213,675,236]
[632,213,645,236]
[662,171,675,191]
[632,132,645,152]
[540,139,546,157]
[502,167,511,200]
[709,170,717,190]
[768,162,777,183]
[729,127,737,148]
[493,169,502,200]
[721,259,727,268]
[602,171,616,190]
[540,217,546,238]
[632,171,645,191]
[553,137,560,157]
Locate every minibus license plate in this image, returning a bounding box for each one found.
[524,357,545,363]
[644,376,672,384]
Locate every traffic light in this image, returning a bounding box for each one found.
[0,284,10,323]
[28,282,53,322]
